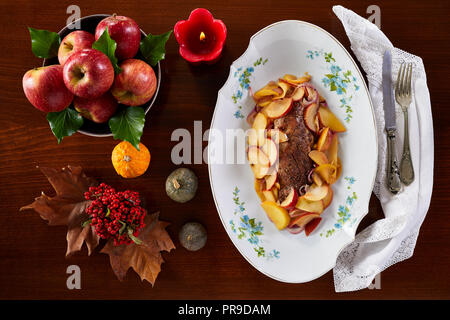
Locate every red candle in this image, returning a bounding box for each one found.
[174,8,227,65]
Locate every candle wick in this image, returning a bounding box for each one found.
[200,32,206,42]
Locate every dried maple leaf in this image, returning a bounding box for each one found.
[101,211,175,285]
[20,165,99,256]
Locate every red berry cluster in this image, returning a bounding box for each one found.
[84,183,146,246]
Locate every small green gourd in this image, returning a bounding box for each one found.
[165,168,198,203]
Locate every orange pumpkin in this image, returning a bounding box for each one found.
[111,141,150,178]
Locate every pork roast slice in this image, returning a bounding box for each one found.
[274,101,314,202]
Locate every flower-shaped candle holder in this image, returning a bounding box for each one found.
[174,8,227,65]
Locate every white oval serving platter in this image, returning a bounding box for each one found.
[208,20,377,283]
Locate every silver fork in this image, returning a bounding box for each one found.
[395,63,414,185]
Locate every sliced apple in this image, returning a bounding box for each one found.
[291,86,305,101]
[261,138,278,165]
[253,82,279,99]
[275,182,281,189]
[316,127,332,151]
[261,201,290,230]
[254,178,266,202]
[251,162,270,179]
[304,102,320,133]
[303,184,329,201]
[273,81,290,100]
[282,74,297,81]
[296,197,324,214]
[247,128,258,146]
[318,106,346,132]
[267,129,288,143]
[287,225,305,234]
[289,212,320,228]
[246,108,258,126]
[308,150,329,166]
[263,97,293,119]
[248,146,270,166]
[326,133,338,165]
[256,95,273,108]
[262,190,276,202]
[322,185,333,209]
[252,112,268,145]
[279,187,298,209]
[264,172,277,190]
[272,186,279,200]
[336,157,342,180]
[312,171,324,186]
[305,217,322,236]
[315,164,337,184]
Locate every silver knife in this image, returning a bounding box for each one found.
[383,50,401,194]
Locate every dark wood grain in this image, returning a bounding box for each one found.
[0,0,449,299]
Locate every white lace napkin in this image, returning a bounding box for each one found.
[331,5,434,292]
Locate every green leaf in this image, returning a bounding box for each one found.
[92,28,121,74]
[47,108,83,143]
[28,27,61,58]
[330,83,337,91]
[140,30,172,66]
[109,107,145,150]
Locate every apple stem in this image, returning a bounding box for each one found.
[172,178,180,189]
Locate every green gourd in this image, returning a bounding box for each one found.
[165,168,198,203]
[179,222,207,251]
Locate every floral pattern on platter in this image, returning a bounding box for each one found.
[232,57,268,119]
[320,176,357,238]
[306,50,359,122]
[229,187,280,260]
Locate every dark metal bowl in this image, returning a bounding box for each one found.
[43,14,161,137]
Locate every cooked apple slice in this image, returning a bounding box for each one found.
[279,187,298,209]
[262,190,276,202]
[252,112,268,145]
[304,102,320,133]
[303,184,329,201]
[264,172,277,190]
[248,146,270,166]
[286,225,305,234]
[251,162,270,179]
[247,128,258,146]
[316,127,332,151]
[282,74,297,81]
[291,86,305,101]
[254,178,266,202]
[256,95,273,108]
[253,82,279,99]
[246,108,258,126]
[312,172,324,186]
[267,129,288,143]
[322,185,333,209]
[326,133,338,165]
[308,150,329,166]
[275,182,281,189]
[273,81,290,100]
[261,138,278,165]
[263,97,293,119]
[272,187,279,201]
[315,164,337,184]
[296,197,324,214]
[336,157,342,180]
[305,217,322,236]
[261,201,290,230]
[318,106,346,132]
[289,212,320,228]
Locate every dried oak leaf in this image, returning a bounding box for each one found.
[101,211,175,285]
[20,165,99,256]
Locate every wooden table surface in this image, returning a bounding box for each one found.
[0,0,448,300]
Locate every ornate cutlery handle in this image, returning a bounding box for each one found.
[386,129,401,194]
[400,109,414,185]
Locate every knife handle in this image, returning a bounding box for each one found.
[386,129,401,194]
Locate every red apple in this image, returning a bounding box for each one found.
[95,14,141,60]
[73,92,118,123]
[22,65,73,112]
[63,48,114,99]
[111,59,156,106]
[58,31,95,65]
